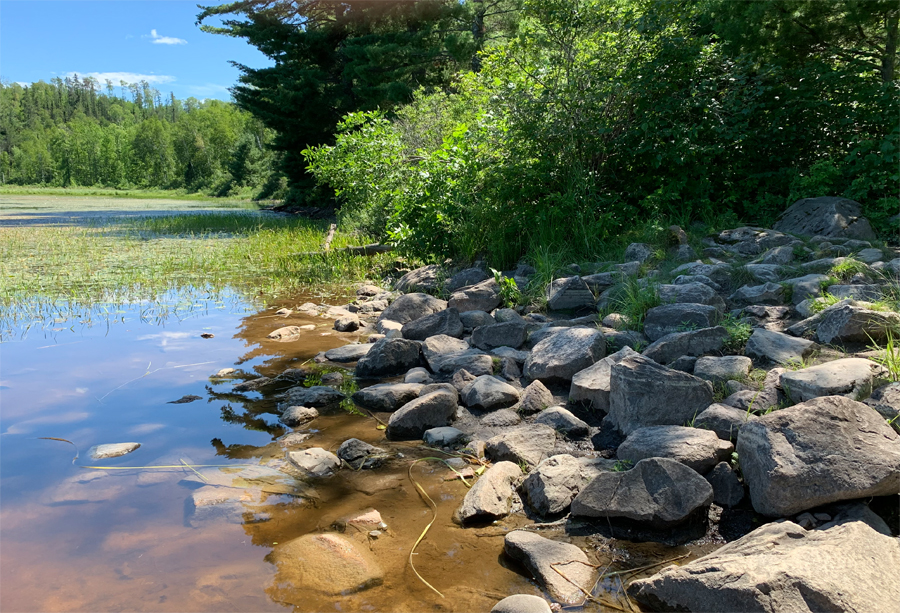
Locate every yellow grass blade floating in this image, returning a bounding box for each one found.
[407,459,445,599]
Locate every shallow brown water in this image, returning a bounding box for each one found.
[1,292,703,612]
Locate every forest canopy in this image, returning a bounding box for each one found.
[197,0,898,264]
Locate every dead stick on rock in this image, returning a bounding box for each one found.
[322,223,336,251]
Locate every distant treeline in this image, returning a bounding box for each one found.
[0,77,284,198]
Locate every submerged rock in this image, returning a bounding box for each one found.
[269,533,384,597]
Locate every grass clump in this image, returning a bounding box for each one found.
[608,277,661,332]
[829,257,870,282]
[722,313,753,353]
[867,329,900,383]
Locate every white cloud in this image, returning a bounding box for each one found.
[148,29,187,45]
[15,82,29,88]
[185,83,231,98]
[65,71,176,85]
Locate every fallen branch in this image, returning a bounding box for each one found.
[293,243,393,257]
[322,223,337,251]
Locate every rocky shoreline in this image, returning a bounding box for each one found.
[228,197,899,611]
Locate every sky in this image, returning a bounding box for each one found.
[0,0,273,101]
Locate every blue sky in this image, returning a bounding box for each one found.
[1,0,272,101]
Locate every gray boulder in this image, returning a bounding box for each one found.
[705,461,744,507]
[571,457,713,529]
[424,426,467,447]
[828,284,883,301]
[459,309,495,332]
[280,385,345,409]
[351,383,422,411]
[471,321,527,351]
[783,273,830,304]
[485,425,557,469]
[737,395,900,516]
[630,520,899,613]
[444,267,490,293]
[673,274,721,291]
[518,380,555,415]
[448,278,501,313]
[641,326,729,365]
[616,426,734,474]
[744,263,782,283]
[865,382,900,431]
[745,328,816,365]
[503,531,597,605]
[582,271,620,292]
[462,375,520,411]
[394,264,443,293]
[454,461,522,524]
[722,368,784,413]
[658,282,726,313]
[693,355,752,383]
[643,303,721,342]
[378,292,446,325]
[608,356,714,435]
[521,454,613,516]
[534,406,590,438]
[355,338,422,378]
[780,358,889,402]
[729,282,785,307]
[774,196,877,240]
[482,408,522,427]
[547,276,596,311]
[757,244,795,265]
[569,346,639,412]
[670,261,732,285]
[422,335,493,376]
[287,448,340,478]
[525,327,606,383]
[386,391,459,440]
[334,314,360,332]
[624,242,654,263]
[324,344,373,363]
[336,438,386,469]
[694,403,751,440]
[400,308,464,341]
[816,304,900,344]
[280,406,319,427]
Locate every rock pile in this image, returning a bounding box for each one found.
[234,198,899,611]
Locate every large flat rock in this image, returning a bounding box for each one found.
[736,395,900,516]
[616,426,733,474]
[773,196,876,240]
[780,358,888,402]
[524,327,606,383]
[630,519,899,613]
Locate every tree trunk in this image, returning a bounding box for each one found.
[882,11,898,83]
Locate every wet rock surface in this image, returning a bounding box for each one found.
[503,531,597,605]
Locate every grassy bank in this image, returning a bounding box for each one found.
[0,212,395,336]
